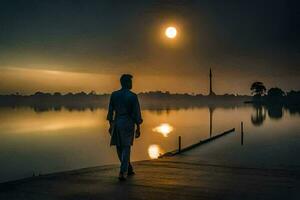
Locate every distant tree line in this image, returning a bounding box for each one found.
[0,90,251,111]
[250,81,300,105]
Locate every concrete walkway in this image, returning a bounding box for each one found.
[1,133,299,200]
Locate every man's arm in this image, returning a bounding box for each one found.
[133,95,143,124]
[132,94,143,138]
[107,94,114,135]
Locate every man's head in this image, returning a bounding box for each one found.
[120,74,133,90]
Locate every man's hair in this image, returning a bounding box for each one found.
[120,74,133,88]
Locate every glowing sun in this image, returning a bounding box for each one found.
[152,123,174,137]
[148,145,162,159]
[165,26,177,39]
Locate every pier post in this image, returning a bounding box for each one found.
[178,136,182,153]
[241,122,244,146]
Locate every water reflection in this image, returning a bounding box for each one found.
[0,108,101,134]
[209,106,215,137]
[249,104,298,126]
[1,104,300,183]
[251,105,266,126]
[267,105,283,120]
[148,145,163,159]
[152,123,174,137]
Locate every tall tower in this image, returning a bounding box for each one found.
[209,68,216,96]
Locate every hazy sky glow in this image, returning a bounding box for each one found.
[0,0,299,94]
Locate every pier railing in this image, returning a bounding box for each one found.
[159,128,235,158]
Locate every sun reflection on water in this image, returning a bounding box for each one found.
[148,144,163,159]
[152,123,174,137]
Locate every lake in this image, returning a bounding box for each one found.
[0,105,299,183]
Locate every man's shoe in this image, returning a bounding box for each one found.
[118,173,126,181]
[127,170,135,176]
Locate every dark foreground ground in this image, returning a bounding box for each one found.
[1,142,299,200]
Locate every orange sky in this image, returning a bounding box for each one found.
[0,1,299,95]
[0,66,299,95]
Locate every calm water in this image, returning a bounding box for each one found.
[0,105,299,183]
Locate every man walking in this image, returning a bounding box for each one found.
[107,74,143,181]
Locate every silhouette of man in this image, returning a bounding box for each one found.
[107,74,143,181]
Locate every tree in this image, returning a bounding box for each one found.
[53,92,62,96]
[88,90,96,96]
[267,87,285,99]
[250,82,266,97]
[286,90,300,104]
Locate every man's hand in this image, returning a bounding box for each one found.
[135,126,141,138]
[108,126,113,136]
[108,121,114,136]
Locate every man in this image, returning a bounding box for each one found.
[107,74,143,181]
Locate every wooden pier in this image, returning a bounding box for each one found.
[1,128,299,200]
[160,128,235,157]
